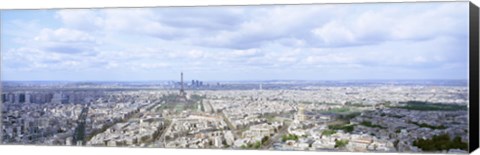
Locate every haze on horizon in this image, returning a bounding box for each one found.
[0,2,469,81]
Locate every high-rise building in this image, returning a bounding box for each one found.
[18,93,25,103]
[7,93,15,104]
[52,92,62,104]
[190,80,202,88]
[25,93,31,104]
[1,94,6,103]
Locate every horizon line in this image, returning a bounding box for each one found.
[1,79,469,83]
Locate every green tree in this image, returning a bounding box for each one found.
[321,129,336,136]
[335,139,349,148]
[261,136,269,144]
[413,134,468,151]
[281,134,299,142]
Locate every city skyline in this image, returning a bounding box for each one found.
[0,78,469,82]
[1,2,469,81]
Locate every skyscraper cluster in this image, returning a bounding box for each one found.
[191,80,203,88]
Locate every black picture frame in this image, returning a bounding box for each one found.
[469,1,479,153]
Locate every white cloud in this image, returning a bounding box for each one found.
[1,3,469,80]
[31,28,98,54]
[56,10,104,30]
[186,50,205,59]
[312,21,356,46]
[231,49,260,57]
[2,47,90,71]
[34,28,95,43]
[310,3,468,46]
[130,62,170,70]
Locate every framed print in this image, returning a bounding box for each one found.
[1,1,479,154]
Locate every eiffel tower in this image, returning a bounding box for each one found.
[179,72,187,99]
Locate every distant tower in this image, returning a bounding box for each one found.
[296,104,306,122]
[259,84,263,90]
[180,72,186,97]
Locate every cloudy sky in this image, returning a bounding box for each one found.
[0,2,470,81]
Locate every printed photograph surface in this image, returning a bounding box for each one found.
[0,2,471,153]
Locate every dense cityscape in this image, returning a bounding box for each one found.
[1,73,469,153]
